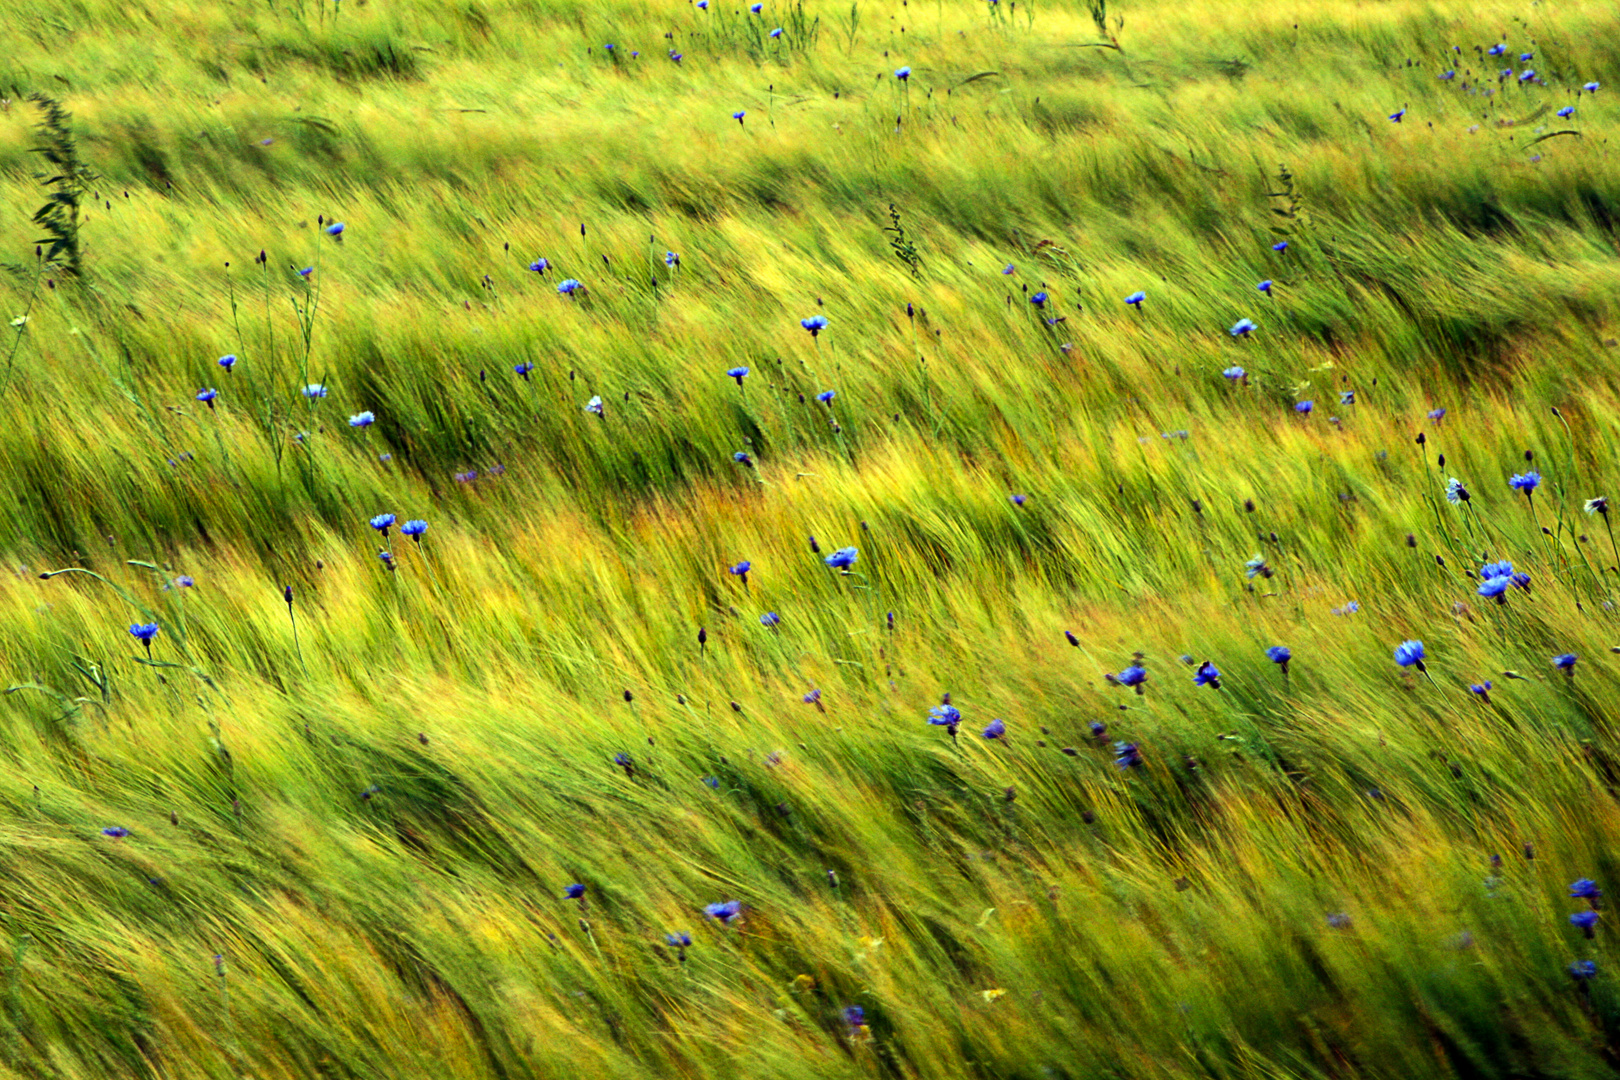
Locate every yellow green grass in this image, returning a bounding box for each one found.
[1,0,1619,1075]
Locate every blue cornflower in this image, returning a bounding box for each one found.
[564,884,586,899]
[175,576,194,588]
[102,827,130,839]
[1010,494,1026,506]
[732,110,746,123]
[928,703,961,727]
[803,689,821,706]
[1446,478,1470,504]
[514,362,534,379]
[750,2,761,10]
[1555,653,1578,673]
[1244,554,1273,580]
[1519,70,1535,83]
[1585,82,1601,93]
[760,611,780,627]
[1295,400,1313,415]
[701,775,719,789]
[1587,497,1609,516]
[325,222,345,236]
[1116,665,1147,694]
[1114,742,1143,769]
[895,66,911,80]
[1340,391,1355,405]
[1333,600,1361,615]
[1428,407,1446,423]
[1487,44,1505,56]
[816,389,835,403]
[298,266,314,279]
[1478,576,1509,600]
[844,1006,866,1027]
[1124,291,1146,307]
[1480,560,1513,581]
[128,622,159,644]
[1223,366,1246,381]
[1511,572,1532,591]
[1258,280,1272,294]
[1389,108,1406,123]
[1272,241,1288,252]
[729,561,752,584]
[1439,70,1455,80]
[1090,720,1107,739]
[218,354,237,371]
[825,547,858,570]
[981,718,1006,740]
[727,366,750,385]
[401,520,427,541]
[1509,471,1541,495]
[1393,640,1426,670]
[196,388,218,408]
[666,932,692,949]
[1572,879,1603,903]
[705,900,742,924]
[1266,646,1291,674]
[302,383,327,398]
[558,278,583,296]
[665,251,680,267]
[348,411,375,428]
[1469,681,1492,702]
[1572,911,1599,937]
[1030,291,1048,307]
[801,315,827,336]
[1570,960,1598,980]
[1002,264,1015,275]
[528,258,550,273]
[769,27,782,37]
[1558,106,1574,118]
[733,450,753,466]
[1193,661,1221,688]
[584,395,604,416]
[1230,318,1257,336]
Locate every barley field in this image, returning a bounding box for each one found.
[0,0,1618,1075]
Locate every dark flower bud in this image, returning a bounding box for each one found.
[1004,787,1016,802]
[623,689,634,702]
[730,701,742,712]
[1415,432,1426,445]
[1436,555,1445,566]
[283,584,293,604]
[1065,630,1079,646]
[698,628,707,647]
[1406,534,1417,547]
[1061,746,1077,756]
[418,732,429,745]
[170,810,178,825]
[1244,499,1255,513]
[1523,842,1535,860]
[1081,809,1096,824]
[1524,449,1534,461]
[1437,454,1446,468]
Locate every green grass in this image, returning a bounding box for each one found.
[1,0,1619,1075]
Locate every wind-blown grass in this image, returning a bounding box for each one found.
[1,0,1619,1075]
